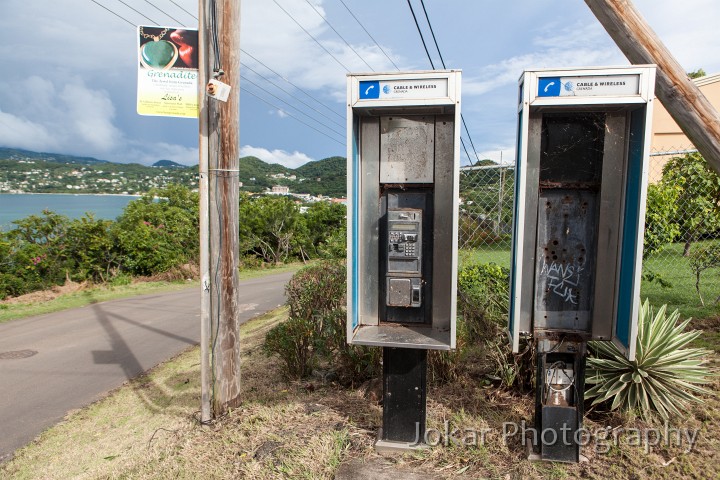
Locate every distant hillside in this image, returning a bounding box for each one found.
[152,159,185,168]
[240,155,346,197]
[0,147,109,165]
[0,147,347,197]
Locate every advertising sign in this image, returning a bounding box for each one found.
[137,25,198,118]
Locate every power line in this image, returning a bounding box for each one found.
[242,88,345,146]
[271,0,351,73]
[406,0,435,69]
[242,75,345,137]
[419,0,480,164]
[337,0,400,71]
[115,0,158,24]
[241,49,344,120]
[166,0,348,122]
[89,0,136,27]
[303,0,373,71]
[242,62,345,129]
[410,0,482,165]
[88,0,346,148]
[167,0,197,20]
[141,0,186,26]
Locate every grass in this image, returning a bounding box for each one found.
[0,262,306,325]
[460,240,720,322]
[3,305,718,479]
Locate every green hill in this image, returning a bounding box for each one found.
[0,147,109,165]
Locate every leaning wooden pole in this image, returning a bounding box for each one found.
[200,0,242,417]
[585,0,720,174]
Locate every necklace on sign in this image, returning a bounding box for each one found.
[139,27,178,70]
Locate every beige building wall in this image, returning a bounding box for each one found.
[649,73,720,182]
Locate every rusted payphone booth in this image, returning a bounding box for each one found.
[347,70,461,450]
[510,66,656,462]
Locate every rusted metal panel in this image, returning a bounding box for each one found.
[534,189,598,332]
[380,116,435,183]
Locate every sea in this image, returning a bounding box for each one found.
[0,193,141,230]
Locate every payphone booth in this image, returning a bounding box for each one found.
[510,66,656,462]
[347,70,461,450]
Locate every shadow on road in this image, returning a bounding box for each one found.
[90,303,199,415]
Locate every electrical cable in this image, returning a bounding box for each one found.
[303,0,374,71]
[242,63,345,129]
[88,0,137,27]
[88,0,345,149]
[141,0,185,25]
[337,0,400,71]
[242,88,345,146]
[271,0,351,73]
[241,49,344,120]
[406,0,435,69]
[241,75,345,137]
[167,0,197,20]
[114,0,158,24]
[209,0,222,75]
[418,0,481,165]
[164,3,344,121]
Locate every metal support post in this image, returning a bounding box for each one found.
[376,347,427,452]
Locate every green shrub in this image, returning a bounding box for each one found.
[428,261,531,388]
[264,315,321,378]
[688,244,720,306]
[285,261,346,320]
[585,299,714,421]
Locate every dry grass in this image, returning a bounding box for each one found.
[2,307,719,479]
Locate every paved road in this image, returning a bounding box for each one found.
[0,271,293,462]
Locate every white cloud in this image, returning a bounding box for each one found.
[0,110,56,151]
[463,22,623,96]
[0,76,123,154]
[240,145,315,168]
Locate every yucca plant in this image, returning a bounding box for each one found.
[585,299,714,421]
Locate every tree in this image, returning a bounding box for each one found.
[660,153,720,256]
[643,182,681,257]
[239,195,305,264]
[688,68,706,79]
[302,201,346,258]
[113,185,200,275]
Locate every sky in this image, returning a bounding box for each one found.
[0,0,718,168]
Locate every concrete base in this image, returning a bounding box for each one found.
[526,441,588,463]
[374,429,429,454]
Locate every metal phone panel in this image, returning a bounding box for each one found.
[592,112,628,340]
[432,115,455,332]
[359,118,381,326]
[380,116,435,183]
[518,114,542,335]
[534,190,597,331]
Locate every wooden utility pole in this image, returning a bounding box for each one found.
[199,0,242,419]
[585,0,720,174]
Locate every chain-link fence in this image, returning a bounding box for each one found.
[458,146,720,306]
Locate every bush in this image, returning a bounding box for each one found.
[264,260,382,383]
[427,261,534,389]
[114,185,199,275]
[689,243,720,306]
[585,299,714,421]
[264,315,321,378]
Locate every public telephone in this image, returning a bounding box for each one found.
[386,208,423,308]
[346,70,461,350]
[511,65,656,463]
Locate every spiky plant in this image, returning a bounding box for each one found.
[585,299,714,421]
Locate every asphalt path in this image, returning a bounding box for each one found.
[0,271,293,462]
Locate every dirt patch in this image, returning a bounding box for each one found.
[1,277,87,305]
